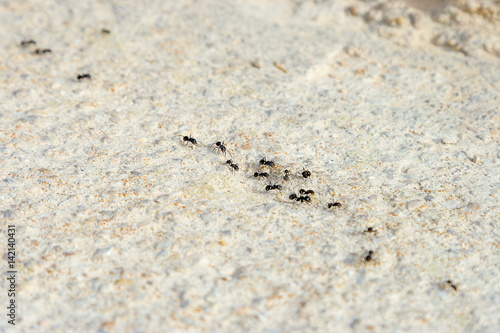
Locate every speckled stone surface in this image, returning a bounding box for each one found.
[1,0,500,332]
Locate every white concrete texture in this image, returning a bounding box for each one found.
[1,0,499,332]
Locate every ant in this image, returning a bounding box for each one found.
[226,160,239,172]
[101,28,111,34]
[289,193,311,203]
[34,49,52,55]
[327,202,342,208]
[251,172,269,179]
[283,169,291,181]
[77,74,91,80]
[363,227,377,234]
[299,189,314,195]
[259,148,280,169]
[301,170,311,178]
[297,196,311,203]
[20,40,36,47]
[259,157,276,168]
[214,140,228,155]
[265,184,282,191]
[365,250,374,262]
[445,280,458,291]
[181,135,197,146]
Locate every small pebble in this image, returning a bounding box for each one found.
[409,13,421,28]
[115,278,134,287]
[155,194,170,203]
[442,136,458,144]
[99,210,116,217]
[347,6,358,16]
[491,128,500,139]
[407,200,423,211]
[249,60,260,69]
[469,202,481,211]
[387,17,404,27]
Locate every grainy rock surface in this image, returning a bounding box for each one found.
[1,0,499,332]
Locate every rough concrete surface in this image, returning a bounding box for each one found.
[1,0,500,332]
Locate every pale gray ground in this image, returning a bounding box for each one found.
[1,0,500,332]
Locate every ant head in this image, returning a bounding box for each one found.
[216,141,222,146]
[299,189,306,194]
[226,160,232,164]
[254,172,259,177]
[289,193,297,200]
[259,159,266,165]
[183,136,189,140]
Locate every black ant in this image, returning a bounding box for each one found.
[299,189,314,195]
[226,160,239,172]
[101,28,111,34]
[181,135,197,146]
[289,193,311,203]
[365,250,374,262]
[20,40,36,47]
[251,172,269,179]
[265,184,282,191]
[445,280,458,291]
[259,157,276,168]
[259,148,280,169]
[363,227,376,234]
[34,48,52,54]
[297,196,311,203]
[77,74,91,80]
[214,141,228,155]
[327,202,342,208]
[283,169,291,181]
[301,170,311,178]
